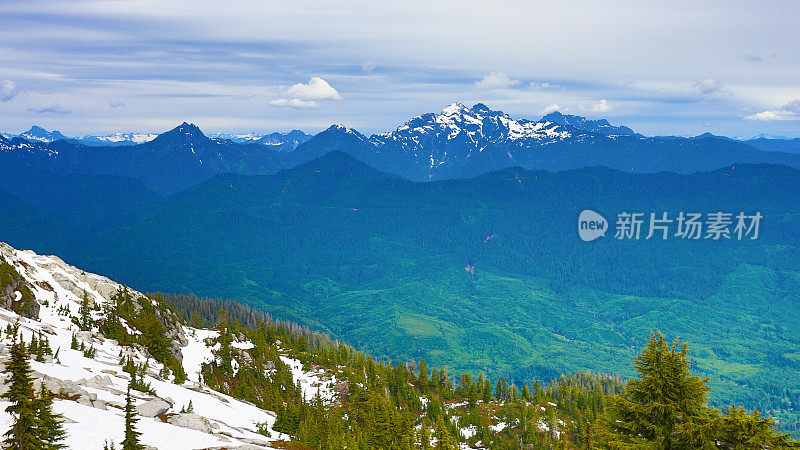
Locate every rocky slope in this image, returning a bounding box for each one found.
[0,242,345,449]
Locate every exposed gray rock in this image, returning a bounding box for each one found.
[78,374,113,389]
[161,412,213,434]
[39,376,90,399]
[137,398,173,417]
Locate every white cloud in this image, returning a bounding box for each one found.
[744,98,800,121]
[578,99,612,114]
[540,104,561,115]
[592,99,611,113]
[285,77,341,101]
[27,103,71,114]
[1,80,18,101]
[784,99,800,113]
[529,81,558,91]
[361,61,376,72]
[270,77,341,109]
[474,72,520,90]
[745,110,785,121]
[693,78,723,96]
[268,98,319,109]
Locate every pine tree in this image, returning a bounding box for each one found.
[121,385,144,450]
[496,378,508,402]
[582,422,594,450]
[2,335,43,449]
[600,331,713,448]
[467,380,478,409]
[35,386,67,449]
[78,291,93,331]
[434,416,455,450]
[418,360,428,391]
[521,384,531,402]
[418,421,432,449]
[481,378,492,402]
[712,405,796,448]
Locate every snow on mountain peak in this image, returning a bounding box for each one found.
[81,132,159,145]
[18,126,70,143]
[378,103,572,146]
[440,102,469,116]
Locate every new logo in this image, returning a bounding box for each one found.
[578,210,608,242]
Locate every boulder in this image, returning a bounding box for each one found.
[137,398,173,417]
[79,374,113,389]
[40,376,90,399]
[161,413,213,434]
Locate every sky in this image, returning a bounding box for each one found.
[1,0,800,138]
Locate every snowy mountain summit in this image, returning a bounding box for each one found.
[17,126,70,143]
[0,243,338,449]
[371,103,573,169]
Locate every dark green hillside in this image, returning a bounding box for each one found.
[0,154,162,232]
[0,191,87,254]
[55,152,800,432]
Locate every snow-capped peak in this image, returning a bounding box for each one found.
[17,126,70,143]
[440,102,469,116]
[375,103,572,147]
[364,103,575,175]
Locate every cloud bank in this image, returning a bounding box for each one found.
[746,99,800,121]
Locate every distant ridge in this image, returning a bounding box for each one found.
[3,104,800,193]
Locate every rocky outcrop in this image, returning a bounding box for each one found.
[137,398,173,417]
[159,412,214,434]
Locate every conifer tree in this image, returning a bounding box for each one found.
[35,386,67,449]
[481,378,492,402]
[434,416,455,450]
[78,291,93,331]
[418,360,428,391]
[521,384,531,402]
[711,405,796,449]
[582,422,594,450]
[121,385,144,450]
[418,421,432,449]
[496,378,508,402]
[2,335,43,449]
[601,331,713,448]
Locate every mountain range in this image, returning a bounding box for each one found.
[4,103,800,194]
[3,103,800,432]
[2,126,311,149]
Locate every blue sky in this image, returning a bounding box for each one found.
[1,0,799,137]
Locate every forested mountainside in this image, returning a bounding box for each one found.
[54,153,799,430]
[1,151,800,436]
[0,243,796,448]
